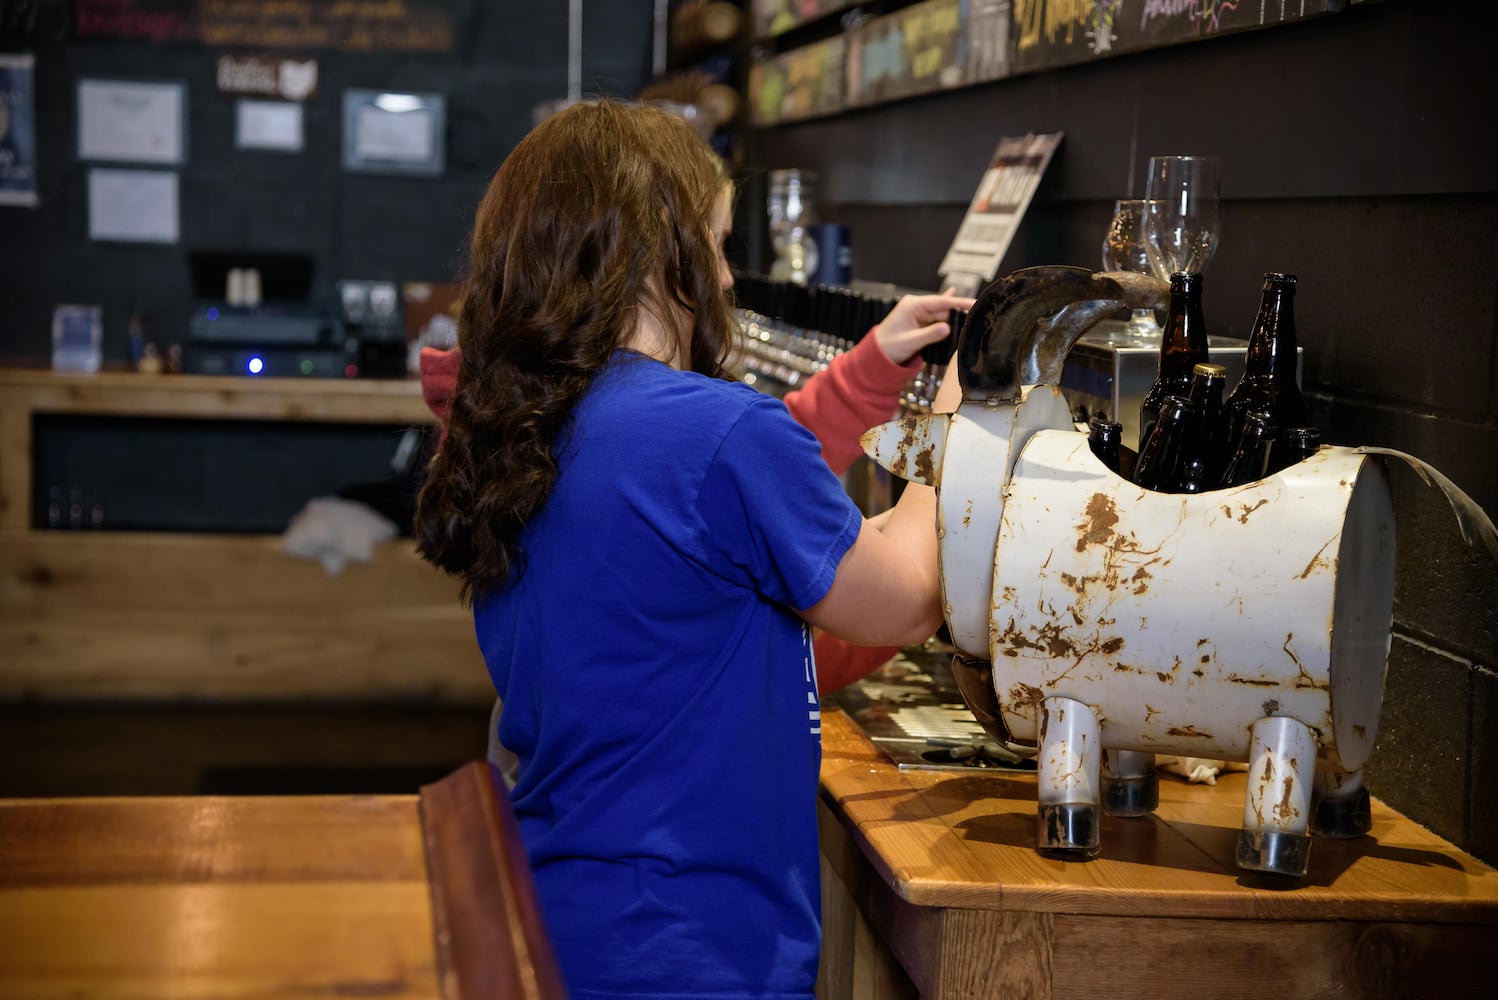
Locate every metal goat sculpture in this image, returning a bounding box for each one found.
[864,265,1407,877]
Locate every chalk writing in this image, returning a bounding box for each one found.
[1139,0,1244,34]
[74,0,453,53]
[73,0,195,44]
[1016,0,1122,55]
[1015,0,1094,49]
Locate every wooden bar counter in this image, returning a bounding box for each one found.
[0,762,564,1000]
[815,706,1498,999]
[0,368,488,701]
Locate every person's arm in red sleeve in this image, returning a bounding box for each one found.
[418,346,462,440]
[783,335,919,475]
[784,290,972,474]
[791,292,973,694]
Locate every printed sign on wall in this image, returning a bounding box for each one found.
[939,131,1064,290]
[0,53,38,207]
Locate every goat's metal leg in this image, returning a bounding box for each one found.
[1037,695,1101,856]
[1237,716,1316,877]
[1102,749,1158,817]
[1313,763,1372,838]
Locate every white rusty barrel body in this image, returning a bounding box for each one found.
[931,386,1075,658]
[986,428,1397,771]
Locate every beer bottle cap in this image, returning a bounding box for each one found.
[1191,362,1227,379]
[1243,410,1277,434]
[1283,427,1321,446]
[1160,395,1196,421]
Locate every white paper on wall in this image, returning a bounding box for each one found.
[78,79,186,165]
[87,168,179,244]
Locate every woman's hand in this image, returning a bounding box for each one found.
[871,288,976,365]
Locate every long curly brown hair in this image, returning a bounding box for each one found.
[414,101,736,603]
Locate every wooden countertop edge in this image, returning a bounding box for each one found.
[0,367,436,424]
[818,705,1498,924]
[418,762,568,1000]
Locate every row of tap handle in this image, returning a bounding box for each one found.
[731,273,967,414]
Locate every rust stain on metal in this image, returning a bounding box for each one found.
[1295,536,1337,580]
[1278,773,1302,822]
[963,498,974,529]
[1283,633,1328,690]
[1009,683,1046,712]
[1166,725,1212,739]
[1219,498,1270,524]
[914,443,936,483]
[890,417,920,479]
[1076,493,1120,553]
[1263,699,1281,715]
[1100,636,1124,655]
[1144,704,1160,724]
[1227,673,1279,688]
[999,618,1077,659]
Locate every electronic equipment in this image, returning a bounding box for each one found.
[182,252,402,378]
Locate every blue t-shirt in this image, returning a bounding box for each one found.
[473,352,863,1000]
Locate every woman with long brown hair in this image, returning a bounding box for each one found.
[416,100,961,999]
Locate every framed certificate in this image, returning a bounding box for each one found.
[342,90,445,176]
[77,78,187,165]
[87,168,179,244]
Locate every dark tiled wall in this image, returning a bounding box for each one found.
[755,0,1498,864]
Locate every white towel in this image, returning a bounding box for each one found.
[282,497,398,576]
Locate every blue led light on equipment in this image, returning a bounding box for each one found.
[247,356,265,375]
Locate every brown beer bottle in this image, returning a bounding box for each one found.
[1224,273,1308,449]
[1180,362,1228,489]
[1087,416,1123,475]
[1138,272,1208,450]
[1220,411,1277,488]
[1134,396,1196,492]
[1267,426,1322,475]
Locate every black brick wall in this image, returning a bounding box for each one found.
[0,1,656,363]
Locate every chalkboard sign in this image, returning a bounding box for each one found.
[72,0,458,53]
[749,34,847,125]
[751,0,859,40]
[1012,0,1347,76]
[846,0,1012,110]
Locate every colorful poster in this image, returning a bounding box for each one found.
[939,131,1064,289]
[0,53,38,208]
[1012,0,1347,75]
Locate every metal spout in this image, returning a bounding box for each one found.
[956,266,1170,400]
